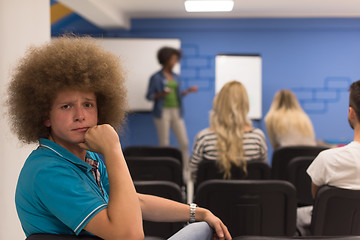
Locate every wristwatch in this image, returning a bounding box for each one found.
[189,203,197,223]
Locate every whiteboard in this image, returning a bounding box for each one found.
[215,54,262,119]
[95,38,181,112]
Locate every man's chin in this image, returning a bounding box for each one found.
[77,139,86,144]
[70,136,85,145]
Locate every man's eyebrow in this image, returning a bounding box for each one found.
[56,97,96,105]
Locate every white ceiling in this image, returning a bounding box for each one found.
[58,0,360,29]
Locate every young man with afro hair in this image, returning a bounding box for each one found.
[8,36,231,240]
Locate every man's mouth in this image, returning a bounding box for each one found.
[72,127,89,132]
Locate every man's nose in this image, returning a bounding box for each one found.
[74,106,85,122]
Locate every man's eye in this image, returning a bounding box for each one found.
[61,105,70,109]
[85,103,92,108]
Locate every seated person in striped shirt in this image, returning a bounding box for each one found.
[8,36,231,240]
[189,81,268,182]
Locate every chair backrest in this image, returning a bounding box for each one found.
[195,160,271,190]
[123,145,183,165]
[26,234,102,239]
[271,146,328,180]
[195,179,297,237]
[246,162,272,179]
[311,185,360,236]
[233,236,360,240]
[126,156,182,186]
[26,233,164,240]
[287,156,315,206]
[134,181,185,239]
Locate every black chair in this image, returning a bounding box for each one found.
[287,156,315,206]
[271,146,328,180]
[310,185,360,236]
[123,145,183,166]
[195,160,271,190]
[126,156,183,186]
[134,181,185,239]
[26,234,163,240]
[233,236,360,240]
[26,235,102,240]
[195,179,297,237]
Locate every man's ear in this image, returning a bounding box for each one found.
[44,119,51,127]
[349,106,359,121]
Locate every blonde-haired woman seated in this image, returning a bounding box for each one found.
[265,89,317,150]
[189,81,268,182]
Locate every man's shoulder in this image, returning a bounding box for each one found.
[24,150,74,176]
[316,145,342,158]
[27,146,60,164]
[316,142,359,159]
[26,144,89,174]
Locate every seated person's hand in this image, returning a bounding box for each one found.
[79,124,121,155]
[202,209,232,240]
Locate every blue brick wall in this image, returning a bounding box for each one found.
[293,77,352,114]
[181,44,214,91]
[52,17,360,160]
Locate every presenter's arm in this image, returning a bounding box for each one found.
[181,85,198,97]
[146,75,169,101]
[80,124,144,240]
[153,91,169,100]
[138,194,232,240]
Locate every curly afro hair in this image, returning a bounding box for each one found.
[157,47,182,66]
[7,36,128,144]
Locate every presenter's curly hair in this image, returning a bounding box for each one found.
[157,47,182,66]
[7,36,127,144]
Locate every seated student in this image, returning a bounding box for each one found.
[8,36,231,240]
[265,89,317,150]
[297,80,360,236]
[189,81,268,182]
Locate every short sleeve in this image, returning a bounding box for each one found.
[34,166,107,235]
[146,74,160,101]
[189,131,207,180]
[307,151,328,187]
[190,133,205,163]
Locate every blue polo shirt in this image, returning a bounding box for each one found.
[15,138,109,237]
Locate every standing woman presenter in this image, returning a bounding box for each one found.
[146,47,198,181]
